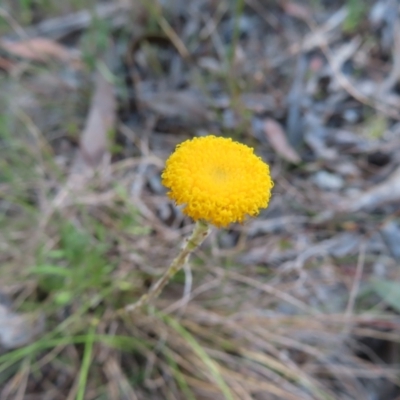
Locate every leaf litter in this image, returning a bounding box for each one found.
[1,0,400,399]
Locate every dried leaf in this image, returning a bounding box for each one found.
[263,118,301,163]
[139,90,209,124]
[281,1,311,21]
[341,166,400,212]
[0,56,15,72]
[0,37,81,66]
[79,70,116,168]
[0,304,44,349]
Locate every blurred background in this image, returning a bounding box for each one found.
[1,0,400,399]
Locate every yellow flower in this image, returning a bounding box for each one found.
[161,135,273,227]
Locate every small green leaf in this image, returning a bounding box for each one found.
[370,279,400,312]
[54,291,73,306]
[47,250,65,259]
[29,265,71,277]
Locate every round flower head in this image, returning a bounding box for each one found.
[161,135,273,227]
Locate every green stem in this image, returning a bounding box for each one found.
[124,220,211,312]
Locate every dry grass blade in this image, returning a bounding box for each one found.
[0,358,30,400]
[104,357,139,400]
[163,314,235,400]
[0,37,81,67]
[140,0,190,59]
[221,269,317,314]
[221,368,310,400]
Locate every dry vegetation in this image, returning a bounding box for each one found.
[1,0,400,399]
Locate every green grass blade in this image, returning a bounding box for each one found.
[163,348,197,400]
[76,322,97,400]
[162,314,234,400]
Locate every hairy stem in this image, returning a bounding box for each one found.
[124,220,211,313]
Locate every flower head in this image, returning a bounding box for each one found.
[161,135,273,227]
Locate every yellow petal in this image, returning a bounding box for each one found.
[161,136,274,227]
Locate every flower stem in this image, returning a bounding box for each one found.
[124,220,211,313]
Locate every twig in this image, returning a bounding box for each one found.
[311,25,400,120]
[345,241,366,319]
[2,2,129,41]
